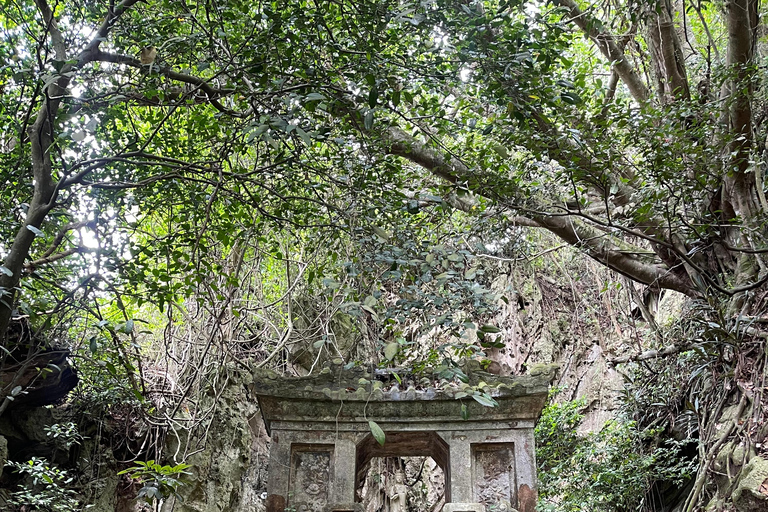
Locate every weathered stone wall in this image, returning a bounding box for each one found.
[161,369,269,512]
[483,264,627,432]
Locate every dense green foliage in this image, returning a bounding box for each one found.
[536,393,697,511]
[1,0,767,510]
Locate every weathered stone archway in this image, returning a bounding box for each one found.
[252,363,555,512]
[355,430,450,503]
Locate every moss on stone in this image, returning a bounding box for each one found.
[732,456,768,512]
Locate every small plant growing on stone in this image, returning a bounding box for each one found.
[44,421,86,451]
[5,457,81,512]
[117,460,191,505]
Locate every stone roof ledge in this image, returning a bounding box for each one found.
[252,361,558,433]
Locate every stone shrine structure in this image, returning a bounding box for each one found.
[252,362,556,512]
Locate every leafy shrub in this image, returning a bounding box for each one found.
[535,395,696,512]
[117,460,191,503]
[5,457,81,512]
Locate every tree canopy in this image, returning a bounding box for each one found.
[1,0,767,508]
[2,0,764,339]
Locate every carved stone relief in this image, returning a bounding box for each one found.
[473,443,516,511]
[290,445,332,511]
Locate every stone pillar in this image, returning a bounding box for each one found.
[439,432,479,506]
[266,431,290,512]
[331,438,357,504]
[515,430,537,512]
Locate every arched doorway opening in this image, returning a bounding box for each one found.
[358,456,445,511]
[355,431,449,510]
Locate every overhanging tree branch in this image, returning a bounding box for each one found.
[91,51,243,117]
[383,126,696,295]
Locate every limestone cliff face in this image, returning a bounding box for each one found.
[481,264,627,433]
[161,370,269,512]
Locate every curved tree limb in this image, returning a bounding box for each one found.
[554,0,649,104]
[383,126,696,295]
[91,51,243,117]
[0,0,141,342]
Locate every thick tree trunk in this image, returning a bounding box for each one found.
[647,6,691,101]
[0,0,140,343]
[721,0,762,314]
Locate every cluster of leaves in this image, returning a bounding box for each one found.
[3,420,90,511]
[117,460,191,504]
[4,457,81,512]
[44,421,86,451]
[535,393,697,512]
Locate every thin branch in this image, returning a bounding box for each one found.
[39,221,94,259]
[609,342,696,364]
[26,247,97,269]
[554,0,649,103]
[91,51,244,117]
[690,0,720,61]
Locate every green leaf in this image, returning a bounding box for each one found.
[479,324,501,333]
[384,342,398,361]
[0,266,12,277]
[472,393,498,407]
[369,86,378,108]
[121,319,135,334]
[364,111,374,130]
[26,225,44,237]
[369,420,386,445]
[492,145,510,158]
[295,126,312,146]
[372,225,390,240]
[561,91,582,105]
[392,90,401,106]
